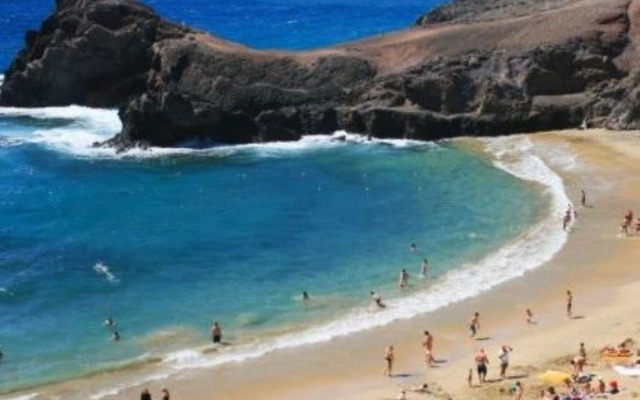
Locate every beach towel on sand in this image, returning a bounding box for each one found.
[613,365,640,377]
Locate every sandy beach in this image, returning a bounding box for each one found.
[5,129,640,400]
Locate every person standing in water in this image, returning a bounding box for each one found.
[398,269,409,288]
[421,258,429,276]
[410,243,418,253]
[302,291,310,302]
[211,321,222,344]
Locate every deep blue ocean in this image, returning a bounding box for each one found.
[0,0,560,395]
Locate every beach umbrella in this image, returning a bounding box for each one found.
[537,370,572,385]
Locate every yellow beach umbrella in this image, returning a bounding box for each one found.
[537,370,572,385]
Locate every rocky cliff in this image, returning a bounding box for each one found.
[2,0,640,148]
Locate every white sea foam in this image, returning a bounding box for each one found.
[0,106,121,156]
[0,106,433,158]
[0,393,39,400]
[93,262,118,283]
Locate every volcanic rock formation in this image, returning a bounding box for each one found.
[2,0,640,148]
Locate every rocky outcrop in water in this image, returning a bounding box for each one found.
[1,0,640,148]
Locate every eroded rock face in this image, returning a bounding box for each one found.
[0,0,189,107]
[1,0,639,148]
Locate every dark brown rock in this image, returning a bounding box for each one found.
[2,0,640,149]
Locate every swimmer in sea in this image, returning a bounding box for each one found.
[104,317,116,328]
[302,291,310,302]
[410,243,418,253]
[112,330,121,342]
[0,347,3,360]
[370,291,386,309]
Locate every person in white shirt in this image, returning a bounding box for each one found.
[498,345,513,379]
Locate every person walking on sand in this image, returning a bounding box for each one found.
[469,312,480,338]
[421,258,429,276]
[566,290,573,318]
[526,308,534,324]
[474,348,489,384]
[211,321,222,344]
[563,209,571,231]
[384,344,394,377]
[498,345,513,379]
[581,190,586,207]
[423,330,435,366]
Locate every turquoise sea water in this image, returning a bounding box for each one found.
[0,0,556,395]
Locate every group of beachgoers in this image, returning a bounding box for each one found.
[140,387,170,400]
[383,280,632,400]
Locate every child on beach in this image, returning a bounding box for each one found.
[469,312,480,338]
[511,381,524,400]
[384,345,394,377]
